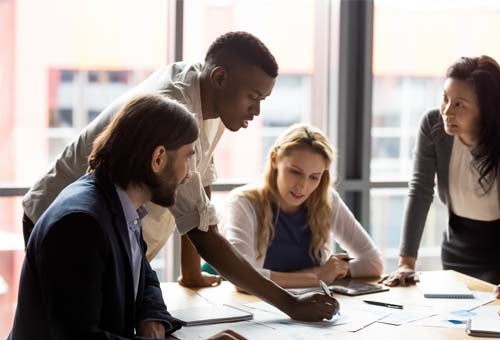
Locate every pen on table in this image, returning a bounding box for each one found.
[320,280,333,297]
[363,300,403,309]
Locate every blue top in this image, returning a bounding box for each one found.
[263,206,319,272]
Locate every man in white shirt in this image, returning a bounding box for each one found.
[23,31,277,287]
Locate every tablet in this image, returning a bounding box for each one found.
[329,278,389,296]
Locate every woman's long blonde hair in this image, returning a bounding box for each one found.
[238,124,335,262]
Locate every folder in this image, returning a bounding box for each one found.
[170,305,253,326]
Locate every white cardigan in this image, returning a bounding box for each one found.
[224,189,384,279]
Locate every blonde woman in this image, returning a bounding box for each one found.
[223,124,384,288]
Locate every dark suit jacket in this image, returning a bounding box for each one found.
[9,173,181,340]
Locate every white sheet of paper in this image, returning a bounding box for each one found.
[471,304,500,317]
[377,305,436,326]
[242,303,345,336]
[172,320,314,340]
[414,291,495,313]
[243,300,392,333]
[331,300,393,332]
[410,293,497,329]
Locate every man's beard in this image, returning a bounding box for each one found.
[149,161,180,208]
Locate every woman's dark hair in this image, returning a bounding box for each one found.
[447,55,500,192]
[205,31,278,78]
[88,94,198,189]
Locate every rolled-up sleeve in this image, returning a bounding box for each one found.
[168,171,219,235]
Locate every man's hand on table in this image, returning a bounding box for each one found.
[177,272,221,288]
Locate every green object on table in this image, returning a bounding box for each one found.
[201,262,224,279]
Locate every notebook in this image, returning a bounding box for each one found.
[466,317,500,337]
[419,281,475,299]
[170,305,253,326]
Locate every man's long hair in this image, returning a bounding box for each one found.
[88,94,198,189]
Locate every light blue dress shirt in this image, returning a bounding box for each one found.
[115,185,147,301]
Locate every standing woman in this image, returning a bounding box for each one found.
[224,124,384,288]
[381,56,500,298]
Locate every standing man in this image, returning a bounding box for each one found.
[22,31,277,287]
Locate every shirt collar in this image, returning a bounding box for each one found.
[114,184,148,224]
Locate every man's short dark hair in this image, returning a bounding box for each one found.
[88,94,198,189]
[205,31,278,78]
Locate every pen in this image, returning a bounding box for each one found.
[342,257,355,262]
[363,300,403,309]
[320,280,333,297]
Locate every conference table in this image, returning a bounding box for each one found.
[160,270,499,340]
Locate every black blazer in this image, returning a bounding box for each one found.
[9,173,181,340]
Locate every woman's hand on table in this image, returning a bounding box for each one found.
[379,256,419,287]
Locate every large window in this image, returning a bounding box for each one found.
[5,0,500,337]
[183,0,330,182]
[0,0,169,336]
[48,69,154,160]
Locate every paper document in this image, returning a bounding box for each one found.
[377,305,436,326]
[242,301,345,335]
[412,293,497,329]
[171,321,308,340]
[415,291,495,313]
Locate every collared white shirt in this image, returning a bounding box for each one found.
[23,62,226,260]
[449,136,500,221]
